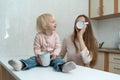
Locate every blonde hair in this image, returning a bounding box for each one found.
[36,13,54,32]
[72,14,98,68]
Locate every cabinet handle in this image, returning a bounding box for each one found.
[113,58,120,60]
[114,67,120,70]
[0,65,1,70]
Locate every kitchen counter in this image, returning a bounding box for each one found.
[98,48,120,54]
[0,55,120,80]
[97,48,120,72]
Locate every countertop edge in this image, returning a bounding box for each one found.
[98,48,120,54]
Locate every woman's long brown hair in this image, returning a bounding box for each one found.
[72,14,98,68]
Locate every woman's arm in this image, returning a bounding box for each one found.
[77,25,92,66]
[59,38,67,59]
[79,48,92,65]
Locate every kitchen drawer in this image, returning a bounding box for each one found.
[109,63,120,74]
[109,54,120,64]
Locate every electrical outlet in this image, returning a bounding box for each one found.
[119,32,120,37]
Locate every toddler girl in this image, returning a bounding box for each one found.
[8,13,76,73]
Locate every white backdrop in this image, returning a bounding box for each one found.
[0,0,88,55]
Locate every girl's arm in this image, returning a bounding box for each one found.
[33,34,43,65]
[51,33,61,59]
[33,34,41,57]
[52,33,61,55]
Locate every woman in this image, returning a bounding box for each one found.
[60,14,98,68]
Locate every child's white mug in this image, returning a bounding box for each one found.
[39,51,51,66]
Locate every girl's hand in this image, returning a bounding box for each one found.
[51,53,57,60]
[36,55,42,65]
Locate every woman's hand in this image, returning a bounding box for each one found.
[77,25,87,37]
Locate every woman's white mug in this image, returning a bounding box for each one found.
[76,21,89,29]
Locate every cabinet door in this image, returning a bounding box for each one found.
[109,53,120,74]
[109,53,120,64]
[90,0,100,18]
[0,65,2,80]
[119,0,120,12]
[5,71,16,80]
[1,65,16,80]
[103,0,114,15]
[94,52,104,71]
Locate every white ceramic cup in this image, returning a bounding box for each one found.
[76,21,89,29]
[39,51,51,66]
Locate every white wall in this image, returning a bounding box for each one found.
[0,0,88,55]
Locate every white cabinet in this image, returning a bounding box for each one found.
[109,53,120,74]
[96,49,120,74]
[89,0,120,20]
[103,0,114,15]
[119,0,120,12]
[94,52,104,71]
[90,0,100,18]
[0,65,2,80]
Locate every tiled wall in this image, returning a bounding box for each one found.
[92,17,120,49]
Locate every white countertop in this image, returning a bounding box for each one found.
[0,55,120,80]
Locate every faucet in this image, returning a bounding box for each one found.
[99,42,104,48]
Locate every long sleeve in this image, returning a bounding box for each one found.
[33,33,41,57]
[59,38,67,59]
[52,33,61,55]
[79,48,92,64]
[60,35,92,66]
[77,32,92,65]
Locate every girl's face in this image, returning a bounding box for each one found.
[47,17,57,31]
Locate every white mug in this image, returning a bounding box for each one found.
[39,51,51,66]
[76,21,89,29]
